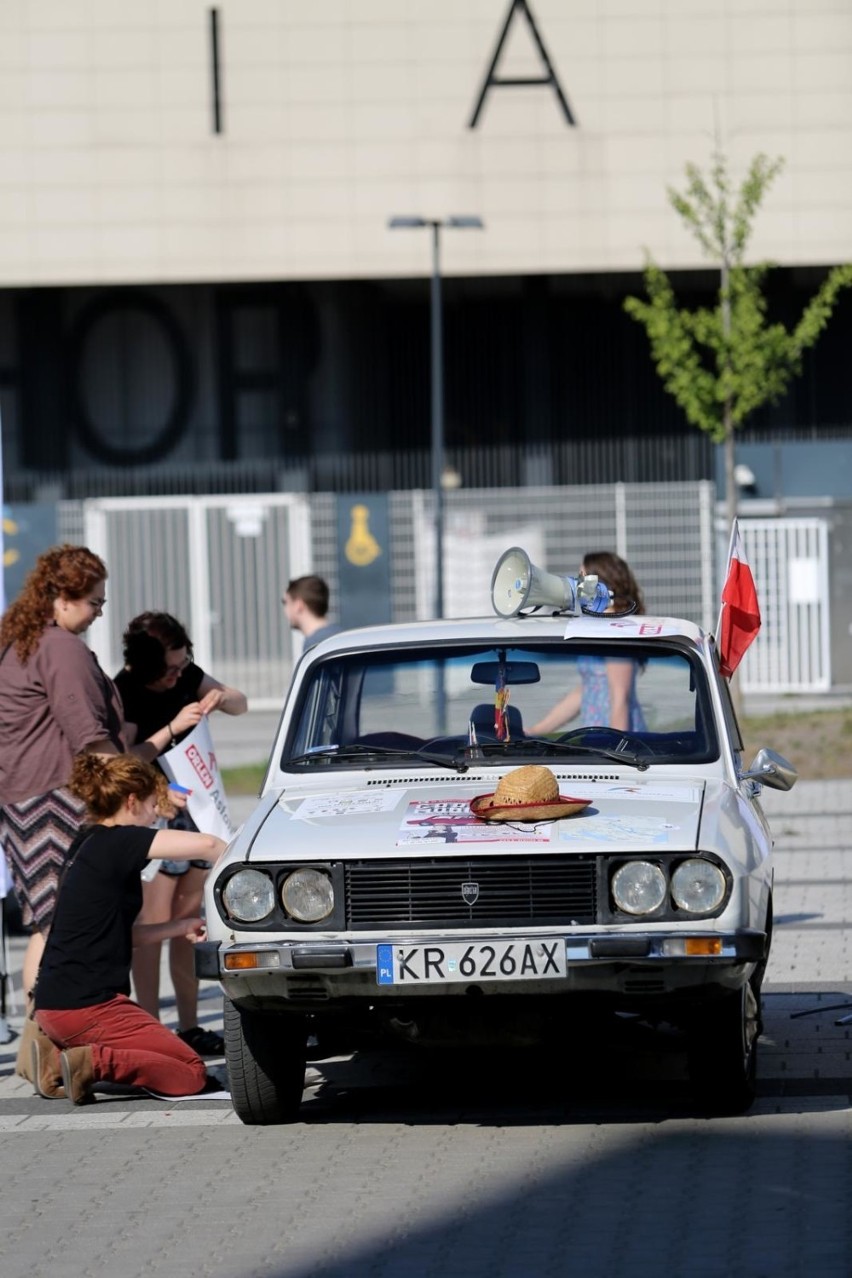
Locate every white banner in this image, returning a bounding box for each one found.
[159,717,234,843]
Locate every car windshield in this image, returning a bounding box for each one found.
[281,640,718,771]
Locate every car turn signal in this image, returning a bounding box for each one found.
[223,951,280,970]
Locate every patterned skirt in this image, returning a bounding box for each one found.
[1,786,87,932]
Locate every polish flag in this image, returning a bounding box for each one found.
[717,519,761,679]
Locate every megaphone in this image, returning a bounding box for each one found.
[490,547,612,618]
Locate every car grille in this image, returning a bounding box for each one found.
[344,856,597,929]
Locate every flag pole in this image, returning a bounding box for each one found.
[716,516,738,640]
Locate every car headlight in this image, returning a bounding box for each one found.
[281,868,334,922]
[671,859,726,913]
[222,869,276,923]
[611,861,667,916]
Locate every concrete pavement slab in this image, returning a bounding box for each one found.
[2,777,851,1278]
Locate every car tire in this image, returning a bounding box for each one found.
[750,897,773,1037]
[224,998,307,1125]
[686,982,759,1115]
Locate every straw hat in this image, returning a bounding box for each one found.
[470,765,591,822]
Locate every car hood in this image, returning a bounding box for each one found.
[245,775,708,860]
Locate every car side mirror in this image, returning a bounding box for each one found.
[741,747,798,791]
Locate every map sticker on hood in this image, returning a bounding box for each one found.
[557,813,680,845]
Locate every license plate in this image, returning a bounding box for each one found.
[376,939,566,985]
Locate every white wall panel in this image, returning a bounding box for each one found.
[0,0,850,286]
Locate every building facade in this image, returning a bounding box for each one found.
[0,0,850,492]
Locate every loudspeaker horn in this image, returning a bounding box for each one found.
[490,547,576,617]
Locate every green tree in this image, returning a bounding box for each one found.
[624,152,852,532]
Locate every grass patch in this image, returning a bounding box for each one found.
[221,762,267,795]
[740,708,852,780]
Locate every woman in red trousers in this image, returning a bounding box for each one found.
[32,753,227,1104]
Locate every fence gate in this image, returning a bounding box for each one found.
[84,494,312,709]
[738,517,830,693]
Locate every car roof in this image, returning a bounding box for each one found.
[304,612,709,655]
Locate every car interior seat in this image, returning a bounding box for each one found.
[469,702,525,740]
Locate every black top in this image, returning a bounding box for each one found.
[34,824,157,1010]
[114,661,205,744]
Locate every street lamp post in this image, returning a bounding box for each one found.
[388,215,484,620]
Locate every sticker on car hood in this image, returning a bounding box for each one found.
[554,782,702,847]
[591,783,702,803]
[289,790,406,819]
[397,797,555,845]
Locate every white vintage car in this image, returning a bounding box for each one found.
[199,558,796,1124]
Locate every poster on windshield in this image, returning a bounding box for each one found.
[159,717,234,842]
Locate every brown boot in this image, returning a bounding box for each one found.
[15,1014,39,1083]
[30,1031,66,1100]
[59,1046,97,1105]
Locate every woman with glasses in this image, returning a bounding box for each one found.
[115,611,247,1057]
[0,544,166,1084]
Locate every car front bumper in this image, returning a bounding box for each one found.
[196,929,767,1008]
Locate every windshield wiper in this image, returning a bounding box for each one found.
[476,737,651,772]
[287,743,469,773]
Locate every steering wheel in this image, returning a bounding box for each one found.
[557,726,655,756]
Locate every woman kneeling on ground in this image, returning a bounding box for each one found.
[32,753,227,1104]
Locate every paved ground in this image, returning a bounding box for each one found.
[1,777,851,1277]
[212,708,281,772]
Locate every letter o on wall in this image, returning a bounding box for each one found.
[69,290,195,466]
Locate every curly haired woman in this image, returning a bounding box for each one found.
[0,545,177,1079]
[33,754,226,1103]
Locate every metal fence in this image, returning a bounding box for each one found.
[8,435,715,502]
[78,482,720,709]
[737,517,831,693]
[70,485,832,706]
[81,495,313,706]
[14,426,852,505]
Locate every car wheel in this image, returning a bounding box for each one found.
[224,998,307,1125]
[686,983,759,1115]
